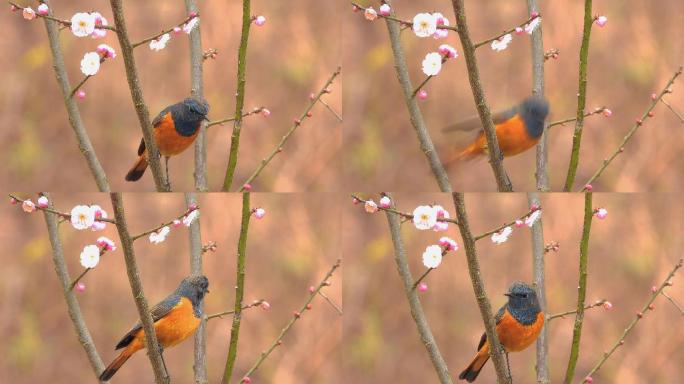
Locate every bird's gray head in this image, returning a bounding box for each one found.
[504,281,541,324]
[177,275,209,305]
[519,96,550,138]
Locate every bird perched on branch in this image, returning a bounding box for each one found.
[442,96,549,165]
[459,281,544,382]
[99,275,209,381]
[125,97,210,183]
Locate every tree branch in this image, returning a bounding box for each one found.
[131,14,199,48]
[221,192,252,384]
[473,14,541,49]
[528,192,549,384]
[473,208,537,241]
[453,192,510,383]
[41,193,107,381]
[109,0,168,191]
[382,0,452,193]
[563,0,594,191]
[130,206,198,241]
[206,107,265,128]
[451,0,512,192]
[185,193,207,384]
[562,192,594,384]
[206,300,265,321]
[350,194,459,224]
[222,0,252,191]
[547,299,607,321]
[110,193,169,383]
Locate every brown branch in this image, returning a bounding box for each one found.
[206,107,265,128]
[473,208,537,241]
[546,107,607,129]
[582,258,683,382]
[185,192,207,383]
[8,194,116,224]
[109,0,168,191]
[452,0,512,191]
[580,67,683,191]
[453,192,510,383]
[240,259,342,381]
[130,206,198,241]
[318,98,343,122]
[661,291,684,315]
[318,291,343,315]
[547,299,607,321]
[660,98,684,123]
[110,193,169,384]
[527,0,548,192]
[473,14,541,49]
[237,67,341,191]
[131,14,199,48]
[206,300,265,320]
[9,1,117,31]
[528,192,549,384]
[41,193,107,381]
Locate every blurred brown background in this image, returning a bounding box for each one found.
[343,1,684,192]
[0,1,342,192]
[0,193,342,383]
[343,193,684,383]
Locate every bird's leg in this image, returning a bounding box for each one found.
[505,351,512,383]
[164,156,171,190]
[157,343,169,377]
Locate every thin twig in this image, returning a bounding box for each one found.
[110,193,169,384]
[221,192,251,384]
[452,0,512,192]
[581,259,683,382]
[548,299,607,321]
[130,206,198,241]
[206,300,265,320]
[382,0,452,193]
[563,1,595,191]
[318,98,343,122]
[110,0,168,191]
[563,193,594,384]
[453,192,510,383]
[661,291,684,315]
[318,291,343,315]
[547,107,607,129]
[206,107,265,128]
[238,67,342,191]
[222,0,252,191]
[660,98,684,123]
[131,14,199,48]
[473,14,541,49]
[240,259,342,381]
[473,208,537,241]
[41,193,107,381]
[580,67,683,191]
[411,268,434,290]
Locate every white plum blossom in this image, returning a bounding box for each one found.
[595,208,608,219]
[432,205,450,232]
[80,244,100,268]
[182,210,200,226]
[413,205,438,230]
[422,52,442,76]
[70,12,96,37]
[491,226,513,244]
[422,245,443,269]
[37,196,49,208]
[80,52,101,76]
[364,200,378,213]
[525,17,541,34]
[379,4,391,16]
[525,210,542,227]
[491,34,512,51]
[364,7,377,21]
[253,208,266,219]
[91,12,108,39]
[71,205,95,230]
[149,33,171,51]
[439,237,458,251]
[595,15,608,27]
[379,196,391,208]
[412,13,437,38]
[96,44,116,59]
[36,4,49,16]
[432,12,450,39]
[90,205,108,231]
[438,44,458,59]
[149,226,171,244]
[96,236,116,251]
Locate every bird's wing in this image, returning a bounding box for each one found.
[114,294,180,350]
[475,304,508,351]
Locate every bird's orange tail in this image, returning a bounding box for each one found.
[125,156,148,182]
[99,347,135,381]
[458,350,490,382]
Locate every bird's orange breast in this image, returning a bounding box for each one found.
[127,297,201,352]
[496,309,544,352]
[153,113,200,157]
[458,115,539,159]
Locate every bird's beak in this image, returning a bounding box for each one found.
[203,116,210,122]
[504,293,512,297]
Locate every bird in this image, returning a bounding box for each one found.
[99,275,209,381]
[459,281,544,382]
[125,97,210,183]
[442,96,550,164]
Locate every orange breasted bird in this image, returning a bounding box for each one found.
[442,96,550,164]
[99,275,209,381]
[125,98,210,182]
[459,282,544,382]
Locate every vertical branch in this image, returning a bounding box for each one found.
[452,192,510,383]
[563,193,594,384]
[184,0,208,192]
[42,193,107,381]
[185,193,208,384]
[222,0,252,191]
[451,0,513,192]
[563,0,594,191]
[527,192,549,384]
[109,0,169,191]
[221,192,252,384]
[110,193,169,384]
[383,1,452,193]
[41,0,110,192]
[383,195,453,384]
[526,0,549,191]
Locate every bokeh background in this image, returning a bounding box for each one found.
[343,193,684,383]
[1,1,342,192]
[343,1,684,192]
[0,193,342,383]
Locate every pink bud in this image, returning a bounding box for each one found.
[309,92,316,100]
[188,203,198,210]
[515,27,524,35]
[379,196,391,208]
[602,301,613,310]
[9,197,18,205]
[22,200,36,213]
[585,377,593,384]
[261,108,271,117]
[306,111,313,117]
[241,377,251,384]
[595,15,607,27]
[530,203,540,212]
[364,200,379,213]
[530,11,540,18]
[36,4,48,16]
[417,90,428,100]
[595,208,608,219]
[254,15,266,26]
[648,304,655,310]
[293,311,301,318]
[188,11,198,18]
[352,197,360,205]
[253,208,266,219]
[647,111,654,117]
[22,7,36,20]
[75,282,86,292]
[636,118,643,125]
[76,90,86,99]
[242,183,252,191]
[418,282,428,292]
[37,196,49,208]
[584,184,593,191]
[515,220,524,228]
[173,26,182,34]
[260,301,270,310]
[364,7,378,21]
[306,303,312,310]
[651,93,658,100]
[294,119,301,125]
[651,285,658,293]
[309,285,315,293]
[379,4,391,16]
[173,219,182,228]
[602,109,612,117]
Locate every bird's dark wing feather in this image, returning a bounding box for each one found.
[442,106,519,133]
[114,294,180,350]
[475,304,508,351]
[136,138,146,156]
[151,106,173,127]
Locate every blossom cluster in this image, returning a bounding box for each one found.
[490,208,542,245]
[148,208,200,244]
[149,15,199,51]
[490,15,541,52]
